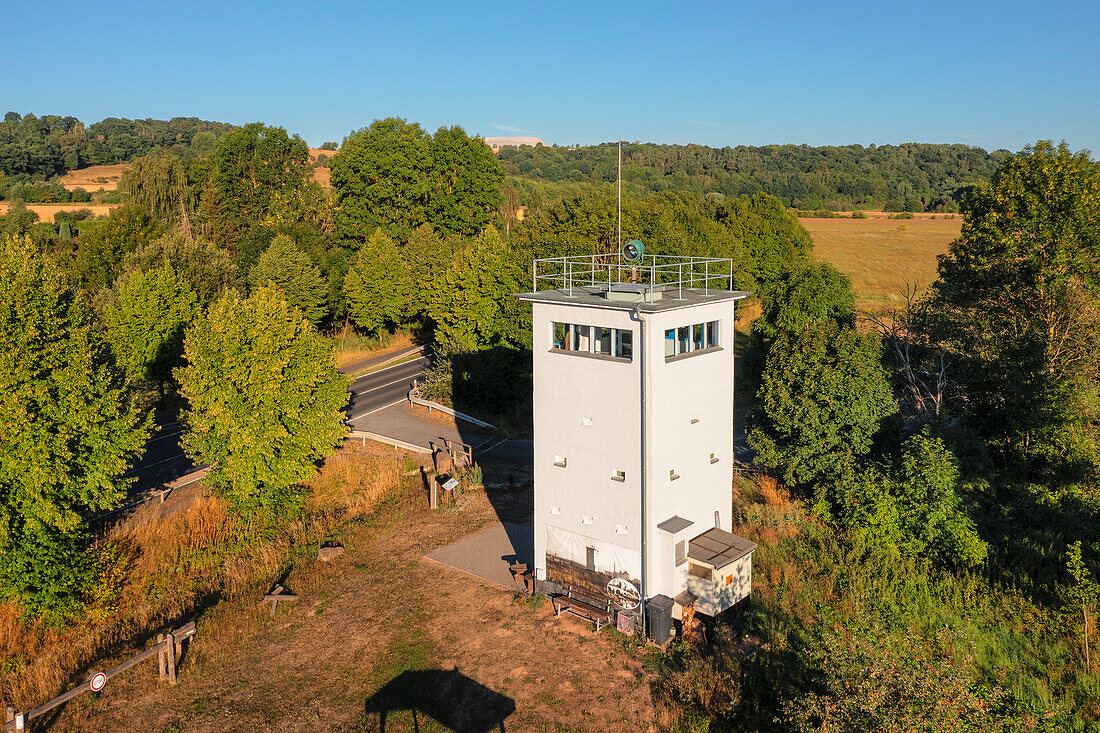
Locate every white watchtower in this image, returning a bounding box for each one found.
[517,253,757,623]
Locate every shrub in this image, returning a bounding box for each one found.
[851,209,867,219]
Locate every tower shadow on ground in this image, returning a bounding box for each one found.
[363,668,515,732]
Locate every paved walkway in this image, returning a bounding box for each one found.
[425,521,533,589]
[352,402,495,453]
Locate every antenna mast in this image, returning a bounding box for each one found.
[617,135,622,252]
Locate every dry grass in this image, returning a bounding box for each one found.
[0,446,404,715]
[800,216,962,312]
[0,202,119,222]
[57,164,128,192]
[332,328,415,369]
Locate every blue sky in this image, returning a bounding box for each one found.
[3,0,1097,153]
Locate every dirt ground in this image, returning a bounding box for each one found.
[48,451,655,732]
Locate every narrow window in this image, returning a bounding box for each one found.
[550,505,561,515]
[552,322,570,350]
[706,320,718,349]
[664,329,676,357]
[710,452,719,464]
[611,470,625,482]
[554,455,567,468]
[580,416,593,426]
[669,468,680,481]
[585,546,596,571]
[725,574,734,586]
[692,323,704,351]
[615,524,628,535]
[594,326,613,355]
[675,540,687,565]
[573,325,590,352]
[616,329,633,360]
[581,515,593,525]
[677,326,690,354]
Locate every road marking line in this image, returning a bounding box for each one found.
[351,372,421,397]
[347,398,406,422]
[351,357,428,385]
[147,430,182,443]
[125,454,190,476]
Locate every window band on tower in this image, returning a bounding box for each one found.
[552,322,633,362]
[665,319,720,361]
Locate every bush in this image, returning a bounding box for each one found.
[851,209,867,219]
[69,187,91,203]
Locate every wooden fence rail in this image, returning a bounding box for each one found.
[3,622,196,731]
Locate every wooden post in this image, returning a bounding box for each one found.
[165,631,177,685]
[430,476,438,510]
[157,633,167,681]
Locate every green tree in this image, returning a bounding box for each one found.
[73,205,162,289]
[429,125,505,236]
[0,199,39,238]
[924,141,1100,472]
[208,123,311,248]
[331,118,433,241]
[176,286,349,517]
[103,263,200,388]
[749,320,895,488]
[248,234,328,325]
[343,229,410,338]
[429,225,526,350]
[122,231,238,304]
[120,149,207,227]
[1066,541,1100,671]
[831,433,987,567]
[0,235,148,618]
[754,261,854,341]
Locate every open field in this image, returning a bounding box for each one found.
[0,202,119,221]
[310,148,334,187]
[800,215,962,311]
[57,164,128,192]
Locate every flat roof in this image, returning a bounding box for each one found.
[516,285,752,313]
[687,527,757,569]
[657,515,694,534]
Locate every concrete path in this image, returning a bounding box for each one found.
[351,402,495,453]
[425,521,533,590]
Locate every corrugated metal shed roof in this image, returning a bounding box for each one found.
[687,527,757,569]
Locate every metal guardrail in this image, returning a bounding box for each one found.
[408,383,498,430]
[532,254,734,298]
[348,429,431,454]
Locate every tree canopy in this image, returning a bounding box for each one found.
[248,235,328,325]
[343,229,410,337]
[0,235,148,617]
[176,287,349,517]
[922,141,1100,475]
[103,263,199,387]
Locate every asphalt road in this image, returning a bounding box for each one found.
[127,348,429,494]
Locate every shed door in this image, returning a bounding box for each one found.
[585,546,596,571]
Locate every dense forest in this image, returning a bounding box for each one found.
[499,141,1009,212]
[0,111,234,180]
[1,111,1099,731]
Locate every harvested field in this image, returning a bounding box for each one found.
[0,202,119,221]
[800,215,962,312]
[310,148,334,187]
[57,163,128,192]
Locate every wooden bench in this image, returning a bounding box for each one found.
[552,586,614,631]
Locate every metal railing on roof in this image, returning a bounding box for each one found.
[531,254,734,299]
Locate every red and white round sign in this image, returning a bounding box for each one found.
[89,672,107,692]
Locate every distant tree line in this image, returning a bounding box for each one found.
[0,111,234,181]
[499,141,1010,212]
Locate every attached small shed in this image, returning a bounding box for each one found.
[683,527,756,616]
